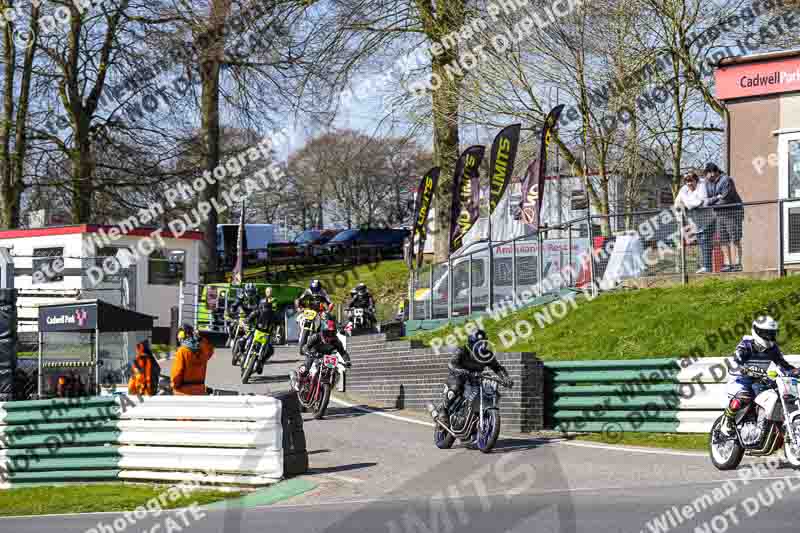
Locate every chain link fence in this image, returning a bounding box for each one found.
[409,200,787,321]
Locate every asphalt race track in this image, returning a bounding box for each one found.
[4,344,800,533]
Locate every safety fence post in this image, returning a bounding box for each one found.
[468,254,473,316]
[428,263,434,320]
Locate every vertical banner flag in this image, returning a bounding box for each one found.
[449,145,486,255]
[489,124,521,217]
[413,167,440,269]
[231,199,246,285]
[517,105,565,230]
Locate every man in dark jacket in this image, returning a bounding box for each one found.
[290,318,351,391]
[436,329,513,424]
[704,163,744,272]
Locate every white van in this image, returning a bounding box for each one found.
[217,224,283,265]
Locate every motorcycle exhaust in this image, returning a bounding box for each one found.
[426,402,458,437]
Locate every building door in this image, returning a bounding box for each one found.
[780,133,800,263]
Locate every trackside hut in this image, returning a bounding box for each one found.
[0,225,201,339]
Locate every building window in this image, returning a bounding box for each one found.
[789,141,800,199]
[148,249,185,286]
[89,246,127,283]
[32,247,64,284]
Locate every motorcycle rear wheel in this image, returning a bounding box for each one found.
[709,415,745,470]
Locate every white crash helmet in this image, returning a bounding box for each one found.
[752,315,779,350]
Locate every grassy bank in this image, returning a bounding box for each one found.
[411,276,800,360]
[0,483,240,517]
[575,432,707,451]
[247,259,410,321]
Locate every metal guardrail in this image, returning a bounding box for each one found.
[410,200,788,321]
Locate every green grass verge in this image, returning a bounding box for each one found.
[575,432,708,451]
[0,483,241,517]
[411,276,800,360]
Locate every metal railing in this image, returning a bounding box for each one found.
[409,200,788,321]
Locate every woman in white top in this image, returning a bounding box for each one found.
[674,171,711,273]
[674,171,707,211]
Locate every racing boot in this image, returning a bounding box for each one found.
[290,365,307,392]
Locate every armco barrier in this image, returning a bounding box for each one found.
[0,394,307,488]
[545,355,800,434]
[0,396,121,488]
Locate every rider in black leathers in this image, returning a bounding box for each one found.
[346,283,376,328]
[291,318,352,390]
[228,283,260,357]
[294,279,331,310]
[245,288,279,373]
[295,279,332,352]
[436,329,513,424]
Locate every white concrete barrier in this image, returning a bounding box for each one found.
[117,395,284,485]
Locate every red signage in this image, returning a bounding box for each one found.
[716,56,800,100]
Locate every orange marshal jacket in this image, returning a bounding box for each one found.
[171,336,214,395]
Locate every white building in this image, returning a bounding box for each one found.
[0,224,202,339]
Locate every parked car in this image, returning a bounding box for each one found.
[320,228,410,261]
[296,229,342,257]
[266,229,343,263]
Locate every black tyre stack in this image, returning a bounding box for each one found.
[274,391,309,475]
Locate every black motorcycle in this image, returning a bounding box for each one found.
[426,372,511,453]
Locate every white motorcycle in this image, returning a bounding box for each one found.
[710,362,800,470]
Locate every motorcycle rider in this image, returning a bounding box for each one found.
[436,329,513,424]
[721,315,800,436]
[294,279,331,310]
[294,279,332,351]
[291,318,352,391]
[245,287,278,374]
[227,283,260,356]
[346,282,376,328]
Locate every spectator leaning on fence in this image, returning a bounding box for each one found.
[674,171,709,272]
[704,163,744,272]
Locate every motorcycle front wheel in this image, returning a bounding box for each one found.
[784,419,800,467]
[709,415,745,470]
[241,345,260,384]
[298,329,309,354]
[477,409,501,453]
[312,383,332,420]
[231,337,241,366]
